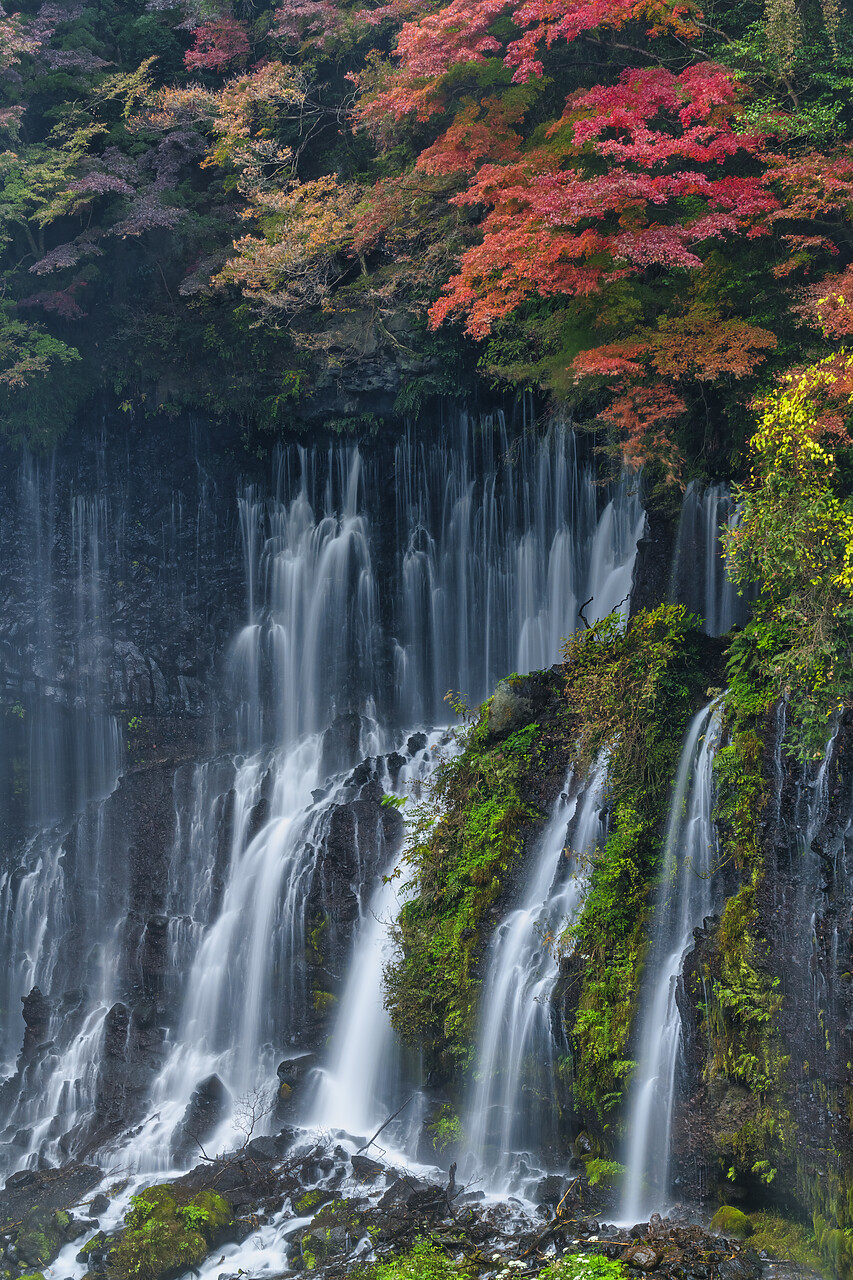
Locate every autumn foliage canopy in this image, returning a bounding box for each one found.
[0,0,852,463]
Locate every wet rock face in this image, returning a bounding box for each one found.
[301,756,403,1052]
[673,712,853,1218]
[171,1075,231,1167]
[0,416,248,722]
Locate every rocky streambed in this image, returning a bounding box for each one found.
[0,1135,821,1280]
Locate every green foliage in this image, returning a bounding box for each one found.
[426,1104,463,1154]
[813,1214,853,1280]
[561,605,709,1117]
[383,709,542,1073]
[723,371,853,759]
[108,1185,231,1280]
[539,1255,627,1280]
[713,726,765,870]
[374,1239,469,1280]
[583,1158,626,1188]
[748,1212,823,1272]
[705,886,787,1097]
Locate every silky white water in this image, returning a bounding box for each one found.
[464,755,609,1193]
[621,701,723,1221]
[0,416,645,1175]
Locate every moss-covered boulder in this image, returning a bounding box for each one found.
[16,1208,71,1267]
[293,1189,333,1217]
[710,1206,753,1240]
[296,1199,368,1271]
[107,1184,232,1280]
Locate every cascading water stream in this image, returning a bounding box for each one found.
[310,731,456,1146]
[621,701,723,1222]
[464,755,608,1193]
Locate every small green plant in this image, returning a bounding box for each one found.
[540,1255,627,1280]
[177,1206,210,1233]
[427,1104,463,1153]
[381,794,408,811]
[375,1239,469,1280]
[584,1158,626,1187]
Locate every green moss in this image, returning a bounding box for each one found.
[107,1184,232,1280]
[562,605,709,1119]
[307,916,329,965]
[312,989,337,1012]
[584,1158,626,1188]
[699,659,791,1189]
[749,1212,824,1273]
[814,1216,853,1280]
[706,885,787,1098]
[294,1190,329,1216]
[710,1206,753,1239]
[16,1208,69,1268]
[383,711,543,1073]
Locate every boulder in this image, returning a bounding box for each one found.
[710,1206,753,1240]
[351,1154,384,1180]
[170,1074,230,1166]
[487,680,533,737]
[621,1243,661,1271]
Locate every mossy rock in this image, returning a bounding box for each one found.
[187,1191,231,1238]
[17,1208,71,1267]
[294,1189,332,1217]
[107,1184,232,1280]
[18,1272,47,1280]
[487,681,533,737]
[710,1206,753,1240]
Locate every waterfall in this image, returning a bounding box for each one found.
[0,414,645,1176]
[668,483,748,637]
[464,755,608,1193]
[621,701,723,1221]
[310,731,454,1145]
[391,418,644,720]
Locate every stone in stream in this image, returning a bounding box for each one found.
[534,1175,565,1206]
[622,1243,661,1271]
[170,1073,230,1166]
[350,1154,384,1179]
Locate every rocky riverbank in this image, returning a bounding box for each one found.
[0,1143,822,1280]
